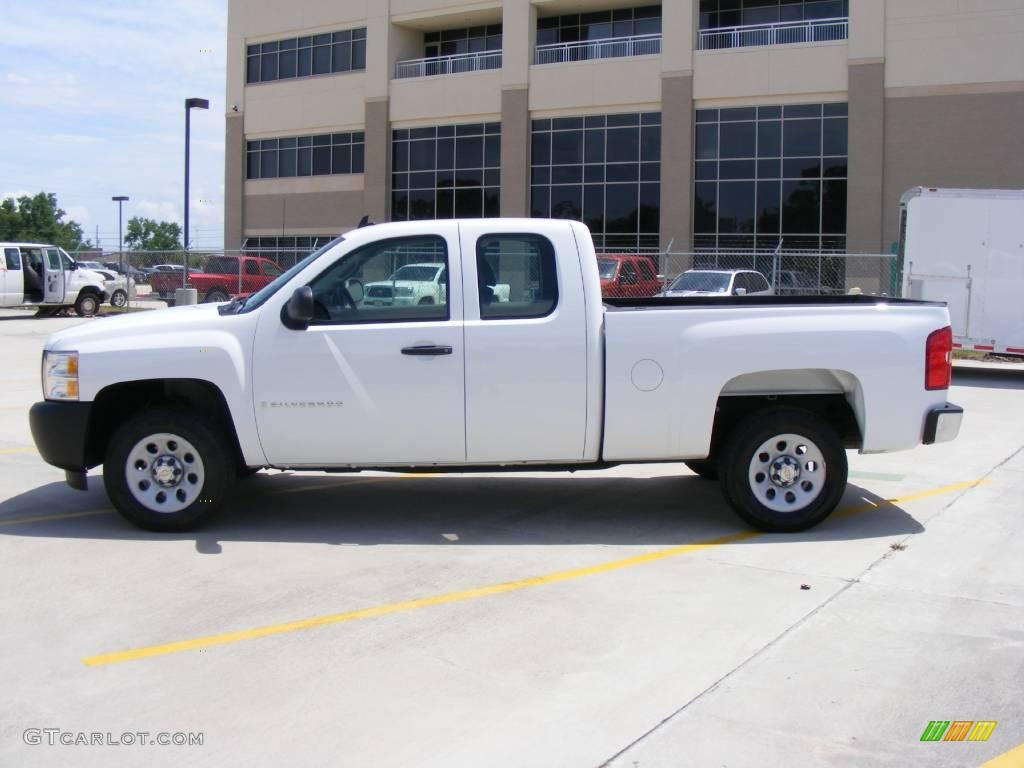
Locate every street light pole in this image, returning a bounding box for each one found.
[184,97,210,291]
[112,196,129,306]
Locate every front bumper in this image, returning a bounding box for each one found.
[923,403,964,445]
[29,401,94,472]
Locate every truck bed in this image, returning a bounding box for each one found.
[603,294,946,310]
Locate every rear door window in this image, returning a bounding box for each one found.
[620,260,638,286]
[245,260,260,276]
[4,248,20,270]
[476,234,558,320]
[638,259,655,280]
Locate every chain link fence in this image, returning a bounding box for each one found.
[595,246,897,299]
[96,245,896,307]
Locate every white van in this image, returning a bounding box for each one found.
[899,188,1024,355]
[0,243,108,317]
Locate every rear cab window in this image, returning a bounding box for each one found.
[4,248,20,270]
[476,234,558,320]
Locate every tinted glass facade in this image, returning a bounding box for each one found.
[424,25,503,57]
[699,0,849,29]
[246,28,367,84]
[694,103,848,251]
[391,123,501,221]
[537,6,662,44]
[247,132,365,180]
[531,112,661,251]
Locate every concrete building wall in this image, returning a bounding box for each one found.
[226,0,1024,259]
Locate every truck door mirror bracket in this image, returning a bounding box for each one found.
[281,286,314,330]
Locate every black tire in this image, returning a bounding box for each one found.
[104,407,233,531]
[74,292,100,317]
[684,459,719,480]
[110,289,128,308]
[719,407,847,533]
[417,296,435,305]
[205,289,229,304]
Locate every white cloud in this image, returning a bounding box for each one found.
[0,0,227,249]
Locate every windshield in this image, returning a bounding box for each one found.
[238,236,346,314]
[670,272,731,293]
[389,265,440,282]
[597,259,618,280]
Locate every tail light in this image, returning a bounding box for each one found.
[925,326,953,390]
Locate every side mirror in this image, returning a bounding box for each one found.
[733,287,748,296]
[281,286,314,330]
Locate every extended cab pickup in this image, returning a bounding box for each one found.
[29,220,963,533]
[151,255,283,304]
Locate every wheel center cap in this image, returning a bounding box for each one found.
[152,456,184,487]
[770,456,801,487]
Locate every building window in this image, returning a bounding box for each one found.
[693,102,848,252]
[246,132,365,180]
[531,112,661,251]
[537,6,662,45]
[699,0,848,29]
[243,235,339,268]
[391,123,501,221]
[424,25,503,58]
[246,28,366,84]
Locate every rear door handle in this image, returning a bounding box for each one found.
[401,345,453,356]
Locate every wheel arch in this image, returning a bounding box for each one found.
[85,379,244,469]
[707,368,865,460]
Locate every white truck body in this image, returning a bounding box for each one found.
[900,187,1024,355]
[30,219,962,533]
[0,243,108,315]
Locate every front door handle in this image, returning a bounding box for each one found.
[401,345,453,356]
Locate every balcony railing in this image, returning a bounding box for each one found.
[394,50,502,79]
[698,17,848,51]
[534,34,662,65]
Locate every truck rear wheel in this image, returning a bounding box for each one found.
[75,292,100,317]
[719,407,847,533]
[103,408,233,531]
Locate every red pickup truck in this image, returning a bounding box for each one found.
[151,256,284,304]
[598,254,663,298]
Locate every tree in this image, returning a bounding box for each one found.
[124,217,183,251]
[0,192,90,250]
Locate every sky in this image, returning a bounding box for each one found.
[1,1,228,250]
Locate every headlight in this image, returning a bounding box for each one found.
[394,286,413,297]
[43,351,79,401]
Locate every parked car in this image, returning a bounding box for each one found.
[75,262,134,308]
[29,219,962,535]
[775,270,820,295]
[598,254,662,298]
[362,263,449,307]
[0,243,107,316]
[102,261,148,283]
[663,269,773,297]
[150,255,282,304]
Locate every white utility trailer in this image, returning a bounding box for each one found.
[899,187,1024,355]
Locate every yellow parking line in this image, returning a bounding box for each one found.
[981,743,1024,767]
[834,478,990,519]
[0,509,113,527]
[81,477,989,668]
[0,447,34,456]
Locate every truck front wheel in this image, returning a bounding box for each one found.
[75,292,100,317]
[719,407,847,533]
[205,289,229,304]
[103,408,233,531]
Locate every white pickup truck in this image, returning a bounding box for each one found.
[30,219,962,533]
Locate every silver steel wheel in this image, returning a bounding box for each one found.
[125,432,205,514]
[747,432,826,513]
